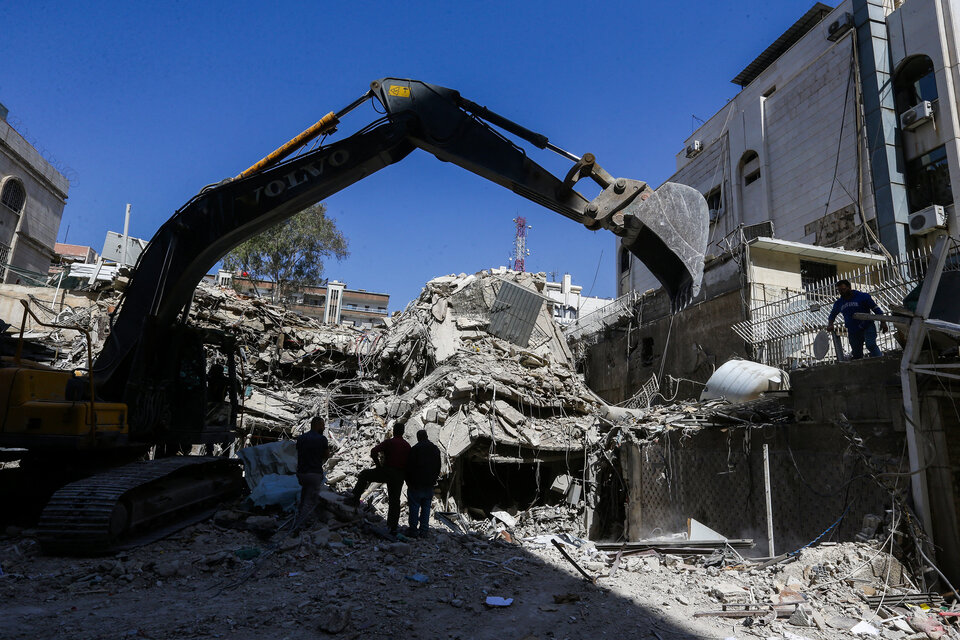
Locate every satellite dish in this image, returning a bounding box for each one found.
[813,330,830,360]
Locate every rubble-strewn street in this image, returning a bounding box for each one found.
[7,3,960,638]
[3,269,958,639]
[1,503,947,640]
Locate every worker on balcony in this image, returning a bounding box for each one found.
[827,279,889,359]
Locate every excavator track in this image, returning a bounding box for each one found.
[38,456,242,555]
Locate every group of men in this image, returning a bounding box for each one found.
[294,418,441,539]
[289,281,884,536]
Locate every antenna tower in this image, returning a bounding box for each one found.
[511,216,531,271]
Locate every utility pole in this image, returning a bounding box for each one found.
[120,204,131,266]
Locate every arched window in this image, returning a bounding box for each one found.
[1,179,25,214]
[740,151,760,186]
[894,55,938,115]
[619,247,631,274]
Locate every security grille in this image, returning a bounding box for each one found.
[0,242,9,281]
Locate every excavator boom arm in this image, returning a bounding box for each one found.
[94,78,708,417]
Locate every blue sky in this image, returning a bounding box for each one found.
[1,1,821,311]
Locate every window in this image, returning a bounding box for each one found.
[705,186,723,222]
[905,145,953,212]
[641,337,655,366]
[741,151,761,186]
[895,56,938,115]
[800,260,837,290]
[619,247,631,274]
[1,180,25,214]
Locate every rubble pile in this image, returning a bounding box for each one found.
[1,291,117,369]
[320,269,610,536]
[188,283,385,436]
[4,503,955,640]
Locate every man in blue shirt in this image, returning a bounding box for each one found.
[827,279,889,359]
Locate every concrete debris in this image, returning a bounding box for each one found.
[4,273,958,639]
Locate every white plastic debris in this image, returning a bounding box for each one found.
[850,621,880,636]
[484,596,513,607]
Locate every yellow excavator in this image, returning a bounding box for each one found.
[0,78,708,554]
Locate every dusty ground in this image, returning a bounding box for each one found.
[0,505,754,640]
[3,493,940,640]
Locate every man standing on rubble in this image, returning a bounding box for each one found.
[294,416,330,532]
[405,429,441,539]
[827,279,889,359]
[349,422,410,536]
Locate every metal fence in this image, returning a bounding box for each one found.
[732,243,959,369]
[563,290,641,343]
[0,242,10,281]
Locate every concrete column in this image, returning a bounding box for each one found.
[854,0,910,257]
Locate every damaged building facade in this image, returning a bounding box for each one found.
[566,0,960,585]
[0,103,70,285]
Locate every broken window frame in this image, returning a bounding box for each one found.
[905,144,953,213]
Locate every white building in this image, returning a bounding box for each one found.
[0,104,70,284]
[619,0,957,297]
[543,273,611,325]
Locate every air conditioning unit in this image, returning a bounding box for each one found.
[742,220,775,242]
[908,204,946,235]
[826,12,854,41]
[900,101,934,130]
[685,140,703,158]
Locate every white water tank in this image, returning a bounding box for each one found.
[700,359,787,403]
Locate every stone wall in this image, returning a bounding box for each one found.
[0,118,69,282]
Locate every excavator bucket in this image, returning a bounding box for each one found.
[617,182,709,305]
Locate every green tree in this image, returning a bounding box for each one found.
[222,202,348,302]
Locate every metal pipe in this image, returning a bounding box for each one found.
[236,112,339,179]
[900,232,950,541]
[545,141,581,163]
[459,97,581,162]
[763,443,775,556]
[18,300,97,430]
[121,203,131,266]
[14,303,27,364]
[236,91,373,180]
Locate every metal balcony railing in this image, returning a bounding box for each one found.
[732,243,959,368]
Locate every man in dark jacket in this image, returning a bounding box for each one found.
[350,422,410,535]
[827,279,889,359]
[294,416,329,531]
[405,429,441,539]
